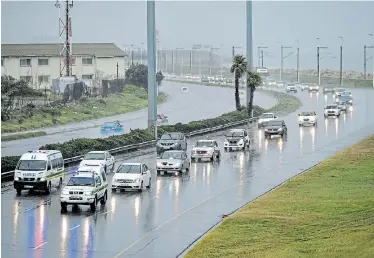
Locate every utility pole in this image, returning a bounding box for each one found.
[261,50,264,67]
[338,36,343,86]
[364,45,373,81]
[296,40,300,83]
[116,62,119,80]
[280,45,293,81]
[257,46,268,67]
[209,47,220,76]
[192,44,201,76]
[147,0,157,138]
[189,51,192,72]
[369,33,374,88]
[130,44,134,66]
[171,51,174,74]
[246,0,253,117]
[220,44,223,79]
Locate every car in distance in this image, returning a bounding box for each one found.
[223,129,250,151]
[157,114,168,125]
[276,81,285,88]
[324,104,341,118]
[191,140,221,162]
[60,170,108,212]
[79,151,115,174]
[286,83,298,93]
[323,84,335,94]
[156,132,187,155]
[201,76,209,83]
[258,113,278,128]
[299,83,309,91]
[156,150,190,176]
[264,120,287,138]
[298,111,317,126]
[341,91,352,98]
[111,163,151,192]
[308,83,319,92]
[100,121,123,134]
[336,100,349,112]
[266,79,277,87]
[333,88,345,96]
[335,95,353,105]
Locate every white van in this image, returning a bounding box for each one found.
[13,150,65,195]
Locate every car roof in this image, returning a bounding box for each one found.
[229,129,246,132]
[163,150,185,153]
[262,112,275,115]
[86,151,106,154]
[73,172,99,178]
[197,140,215,142]
[268,119,284,123]
[119,162,142,166]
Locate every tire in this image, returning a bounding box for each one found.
[104,166,107,174]
[224,147,227,151]
[216,152,221,159]
[100,192,107,205]
[138,182,143,192]
[146,178,151,188]
[46,182,52,194]
[16,188,22,195]
[60,202,67,213]
[112,189,116,193]
[90,197,97,211]
[57,178,62,189]
[210,156,214,162]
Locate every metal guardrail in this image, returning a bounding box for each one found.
[1,117,259,182]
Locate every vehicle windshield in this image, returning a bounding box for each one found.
[309,83,317,86]
[324,85,334,88]
[160,152,183,159]
[225,131,244,137]
[160,133,180,140]
[342,91,351,95]
[287,84,295,87]
[67,177,95,186]
[267,121,282,126]
[195,141,214,147]
[116,164,141,174]
[326,105,337,109]
[260,114,274,119]
[335,88,344,92]
[84,153,105,160]
[301,112,314,116]
[16,160,46,171]
[103,122,116,126]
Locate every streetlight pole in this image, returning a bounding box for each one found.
[172,50,174,74]
[364,45,373,81]
[338,36,343,86]
[280,45,293,81]
[209,47,220,76]
[220,44,223,79]
[296,40,300,83]
[146,0,157,138]
[369,33,374,87]
[246,0,253,116]
[257,46,268,67]
[130,44,134,66]
[316,37,328,86]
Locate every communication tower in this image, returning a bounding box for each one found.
[55,0,73,76]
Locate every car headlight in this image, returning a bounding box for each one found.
[174,162,181,167]
[277,128,282,131]
[14,177,19,181]
[85,192,93,196]
[62,190,69,195]
[237,139,244,144]
[112,178,117,182]
[349,100,352,103]
[40,177,47,181]
[134,178,141,183]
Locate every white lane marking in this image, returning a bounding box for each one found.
[34,242,47,249]
[69,225,80,231]
[112,183,239,258]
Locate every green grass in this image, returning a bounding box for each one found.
[1,131,47,141]
[185,135,374,258]
[2,85,168,133]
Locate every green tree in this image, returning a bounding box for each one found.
[246,71,262,117]
[125,64,165,92]
[230,55,247,111]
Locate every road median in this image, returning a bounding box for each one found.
[185,135,374,258]
[1,131,47,142]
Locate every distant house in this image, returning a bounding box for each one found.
[1,43,126,89]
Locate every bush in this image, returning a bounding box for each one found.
[1,156,20,173]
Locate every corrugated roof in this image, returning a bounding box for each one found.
[1,43,126,57]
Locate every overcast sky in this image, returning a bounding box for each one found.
[1,1,374,71]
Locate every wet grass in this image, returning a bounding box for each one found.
[1,131,47,142]
[2,85,168,133]
[185,135,374,258]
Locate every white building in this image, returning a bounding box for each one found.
[1,43,126,89]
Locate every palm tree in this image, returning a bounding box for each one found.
[230,55,247,111]
[246,71,262,117]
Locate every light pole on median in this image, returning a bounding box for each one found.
[316,38,328,86]
[338,36,343,86]
[369,33,374,87]
[146,1,157,138]
[280,45,293,81]
[176,48,184,76]
[257,45,268,67]
[296,40,300,83]
[246,0,253,117]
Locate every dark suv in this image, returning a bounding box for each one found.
[156,132,187,155]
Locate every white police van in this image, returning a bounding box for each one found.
[13,150,64,195]
[60,168,108,212]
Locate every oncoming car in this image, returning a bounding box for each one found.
[60,170,108,212]
[191,140,221,162]
[258,113,277,128]
[298,111,317,126]
[156,150,190,176]
[223,129,250,151]
[100,121,123,134]
[264,120,288,138]
[111,163,151,192]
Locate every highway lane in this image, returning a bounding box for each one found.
[2,88,374,258]
[1,81,276,157]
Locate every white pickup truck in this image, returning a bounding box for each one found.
[79,151,115,174]
[298,111,317,126]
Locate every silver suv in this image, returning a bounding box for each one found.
[156,132,187,155]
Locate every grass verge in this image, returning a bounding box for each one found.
[1,85,168,133]
[1,131,47,142]
[185,135,374,258]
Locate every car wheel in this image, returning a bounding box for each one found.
[90,197,97,211]
[224,147,228,152]
[146,179,151,189]
[16,188,22,195]
[57,178,63,189]
[100,192,107,205]
[210,156,214,162]
[111,189,116,193]
[138,182,143,192]
[46,182,52,194]
[60,202,67,213]
[104,166,107,174]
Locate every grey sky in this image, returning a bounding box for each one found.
[1,1,374,71]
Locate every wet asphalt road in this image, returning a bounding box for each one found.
[2,88,374,258]
[1,81,275,157]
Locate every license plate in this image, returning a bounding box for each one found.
[69,196,82,200]
[120,183,130,186]
[24,185,33,189]
[163,147,170,150]
[23,173,35,177]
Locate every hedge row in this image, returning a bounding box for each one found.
[1,91,301,173]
